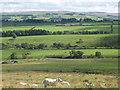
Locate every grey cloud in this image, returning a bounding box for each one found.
[0,1,118,13]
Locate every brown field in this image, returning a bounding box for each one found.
[2,71,118,88]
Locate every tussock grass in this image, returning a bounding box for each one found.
[2,71,118,88]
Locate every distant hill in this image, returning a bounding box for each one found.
[2,11,118,15]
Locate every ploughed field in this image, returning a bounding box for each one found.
[2,58,118,88]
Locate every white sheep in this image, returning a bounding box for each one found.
[32,84,40,87]
[43,78,63,88]
[19,82,29,86]
[61,81,70,86]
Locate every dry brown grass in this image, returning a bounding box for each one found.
[2,71,118,88]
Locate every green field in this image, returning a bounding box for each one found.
[2,58,118,74]
[1,34,118,47]
[2,49,118,59]
[2,24,118,34]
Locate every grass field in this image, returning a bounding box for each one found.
[1,25,118,34]
[1,34,118,49]
[2,58,118,74]
[2,49,118,59]
[1,34,108,45]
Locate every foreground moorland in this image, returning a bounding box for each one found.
[2,71,118,88]
[2,58,118,88]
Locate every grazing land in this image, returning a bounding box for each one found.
[2,49,118,59]
[1,34,118,47]
[2,24,119,34]
[2,58,118,74]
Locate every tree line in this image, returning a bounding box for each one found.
[3,17,118,23]
[2,29,111,37]
[2,42,119,50]
[68,50,102,58]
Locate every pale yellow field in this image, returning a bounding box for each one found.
[2,71,118,88]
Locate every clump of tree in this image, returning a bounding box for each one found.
[69,50,84,58]
[12,33,17,39]
[51,43,64,49]
[37,44,47,49]
[79,18,82,25]
[95,51,102,58]
[76,39,84,44]
[110,21,114,33]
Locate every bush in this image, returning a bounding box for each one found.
[69,50,84,58]
[87,54,95,58]
[95,51,102,58]
[10,52,17,59]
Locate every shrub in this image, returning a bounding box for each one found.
[95,51,102,58]
[10,52,17,59]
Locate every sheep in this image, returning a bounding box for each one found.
[61,81,70,86]
[84,82,94,87]
[43,78,63,88]
[19,82,29,86]
[32,84,40,87]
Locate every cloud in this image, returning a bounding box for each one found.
[0,0,119,13]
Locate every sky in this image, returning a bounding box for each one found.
[0,0,119,13]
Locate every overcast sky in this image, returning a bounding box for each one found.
[0,0,119,13]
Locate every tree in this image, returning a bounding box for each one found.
[95,51,101,58]
[69,50,84,58]
[110,24,113,33]
[65,43,71,49]
[12,33,17,39]
[37,44,47,49]
[76,39,84,43]
[10,52,17,59]
[79,18,82,25]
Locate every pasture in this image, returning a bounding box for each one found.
[2,24,118,34]
[1,34,118,47]
[2,49,118,59]
[2,58,118,88]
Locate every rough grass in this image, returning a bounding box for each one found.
[2,71,118,88]
[2,58,118,74]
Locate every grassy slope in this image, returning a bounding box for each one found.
[2,49,118,59]
[1,34,118,46]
